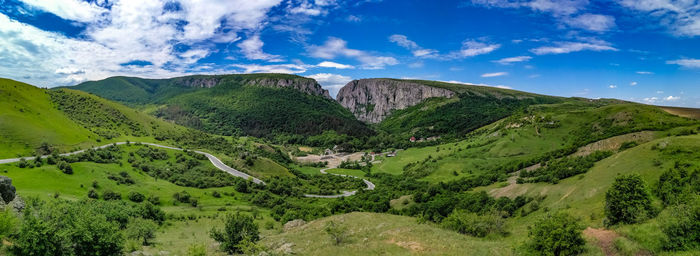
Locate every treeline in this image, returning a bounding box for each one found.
[519,151,613,183]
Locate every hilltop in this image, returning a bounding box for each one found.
[70,74,373,146]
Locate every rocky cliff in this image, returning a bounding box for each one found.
[336,79,455,123]
[174,76,331,99]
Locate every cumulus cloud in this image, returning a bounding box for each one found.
[306,73,352,97]
[531,40,618,55]
[389,34,439,58]
[563,13,616,32]
[618,0,700,37]
[665,95,680,101]
[667,58,700,69]
[389,35,498,60]
[493,56,532,65]
[230,63,308,74]
[630,81,638,86]
[469,0,616,32]
[238,34,283,62]
[1,1,290,86]
[18,0,106,23]
[308,37,398,69]
[481,72,508,77]
[317,61,355,69]
[609,84,617,88]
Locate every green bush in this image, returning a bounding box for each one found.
[605,174,654,225]
[0,209,17,240]
[441,210,507,237]
[526,212,585,256]
[210,212,260,254]
[57,161,73,174]
[126,218,157,245]
[659,199,700,251]
[102,190,121,201]
[87,189,98,199]
[128,191,145,203]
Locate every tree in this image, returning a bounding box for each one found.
[0,209,17,240]
[102,190,121,201]
[57,161,73,174]
[210,212,260,254]
[126,218,157,245]
[10,210,66,255]
[605,174,654,225]
[324,221,348,245]
[0,176,16,203]
[527,212,585,256]
[127,191,145,202]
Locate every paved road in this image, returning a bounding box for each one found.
[0,142,265,185]
[304,167,376,198]
[0,142,379,197]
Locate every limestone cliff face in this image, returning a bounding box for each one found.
[336,79,455,123]
[245,78,331,99]
[174,76,331,99]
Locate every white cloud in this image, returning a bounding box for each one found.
[308,37,398,69]
[408,61,424,68]
[493,56,532,65]
[643,97,659,103]
[306,73,352,98]
[563,13,616,32]
[0,1,325,87]
[449,40,501,58]
[230,63,308,74]
[619,0,700,37]
[317,61,355,69]
[390,35,498,59]
[665,95,680,101]
[238,34,283,61]
[636,71,654,75]
[389,34,439,58]
[609,84,617,88]
[657,91,665,94]
[630,81,638,86]
[440,80,512,89]
[470,0,616,32]
[481,72,508,78]
[531,40,618,55]
[667,58,700,69]
[18,0,106,22]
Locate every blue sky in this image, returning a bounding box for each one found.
[0,0,698,107]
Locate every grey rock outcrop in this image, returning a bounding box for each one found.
[336,79,455,123]
[246,78,331,99]
[174,76,331,99]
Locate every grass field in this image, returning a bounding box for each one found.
[326,168,368,178]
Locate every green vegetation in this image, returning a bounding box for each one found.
[210,212,260,254]
[71,74,373,147]
[605,174,655,225]
[526,212,586,256]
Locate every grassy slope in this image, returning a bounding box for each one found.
[261,212,512,256]
[373,100,697,183]
[0,79,98,158]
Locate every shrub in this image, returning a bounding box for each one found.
[212,191,221,198]
[210,213,260,254]
[57,161,73,174]
[126,218,157,245]
[659,199,700,251]
[324,221,348,245]
[0,209,17,240]
[173,191,191,204]
[441,210,507,237]
[605,174,654,225]
[87,189,99,199]
[128,191,145,203]
[527,212,585,256]
[147,195,160,205]
[103,190,122,201]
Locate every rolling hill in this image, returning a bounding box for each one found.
[70,74,373,144]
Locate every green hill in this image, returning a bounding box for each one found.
[70,74,373,144]
[0,79,98,158]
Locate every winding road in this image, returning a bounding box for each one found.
[0,142,376,198]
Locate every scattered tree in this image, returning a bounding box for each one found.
[527,212,585,256]
[126,218,157,245]
[324,221,348,245]
[605,174,654,225]
[210,213,260,254]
